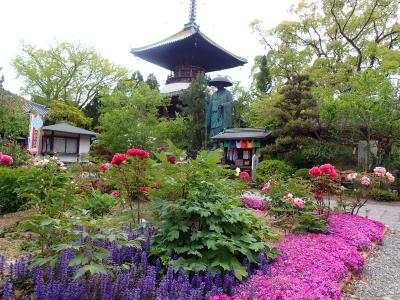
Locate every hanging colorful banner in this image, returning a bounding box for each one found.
[28,114,44,152]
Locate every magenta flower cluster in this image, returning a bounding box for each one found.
[213,214,385,300]
[241,194,267,211]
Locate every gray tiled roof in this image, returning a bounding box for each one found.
[212,128,271,140]
[43,123,97,136]
[24,101,48,117]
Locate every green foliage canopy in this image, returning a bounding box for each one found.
[13,42,127,108]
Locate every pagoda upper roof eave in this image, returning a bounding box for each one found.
[131,25,247,72]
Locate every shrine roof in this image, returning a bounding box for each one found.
[212,128,271,140]
[131,25,247,72]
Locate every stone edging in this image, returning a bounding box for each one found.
[340,224,390,299]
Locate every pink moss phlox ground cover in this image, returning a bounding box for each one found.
[241,194,267,211]
[328,213,385,250]
[212,214,385,300]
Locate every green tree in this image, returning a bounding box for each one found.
[324,70,400,168]
[0,70,28,137]
[12,42,127,108]
[82,97,101,128]
[45,100,92,128]
[98,83,187,153]
[252,55,272,95]
[255,75,321,157]
[145,73,159,91]
[231,83,253,128]
[251,0,400,89]
[179,73,209,155]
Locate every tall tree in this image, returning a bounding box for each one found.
[252,55,272,95]
[98,82,187,153]
[231,83,253,128]
[12,42,127,108]
[254,75,321,156]
[251,0,400,89]
[324,70,400,167]
[145,73,159,91]
[179,73,209,155]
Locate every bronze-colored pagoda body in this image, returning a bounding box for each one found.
[131,0,247,95]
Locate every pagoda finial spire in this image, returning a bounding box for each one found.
[189,0,197,24]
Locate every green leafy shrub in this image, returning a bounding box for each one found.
[0,167,26,213]
[293,141,356,169]
[293,168,310,179]
[268,193,327,233]
[267,178,311,200]
[370,189,398,202]
[152,149,277,279]
[0,141,30,166]
[80,189,117,217]
[16,158,78,217]
[256,159,293,183]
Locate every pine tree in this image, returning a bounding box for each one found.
[266,74,320,155]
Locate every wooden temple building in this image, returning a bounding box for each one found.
[131,0,247,117]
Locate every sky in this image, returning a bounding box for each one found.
[0,0,298,96]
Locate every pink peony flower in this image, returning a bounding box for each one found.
[127,148,149,159]
[346,172,358,181]
[29,148,38,155]
[0,155,13,165]
[111,153,127,165]
[167,155,177,164]
[386,172,395,183]
[293,197,304,208]
[111,191,120,198]
[139,186,149,193]
[261,180,271,192]
[99,163,111,171]
[309,166,322,176]
[239,171,250,181]
[373,166,387,177]
[361,176,370,186]
[284,193,293,200]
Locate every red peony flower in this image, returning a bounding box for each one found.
[111,191,120,198]
[139,186,149,193]
[313,193,323,200]
[111,153,127,165]
[167,155,177,164]
[309,166,322,177]
[0,155,14,165]
[127,148,149,159]
[99,163,110,171]
[239,171,251,181]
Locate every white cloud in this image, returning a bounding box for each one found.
[0,0,298,95]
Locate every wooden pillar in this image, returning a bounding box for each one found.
[50,131,54,154]
[77,134,81,162]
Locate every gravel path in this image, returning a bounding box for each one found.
[346,201,400,300]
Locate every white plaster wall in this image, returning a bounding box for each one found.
[79,135,91,154]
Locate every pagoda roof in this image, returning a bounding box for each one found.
[131,25,247,72]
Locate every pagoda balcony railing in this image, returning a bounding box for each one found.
[166,76,194,84]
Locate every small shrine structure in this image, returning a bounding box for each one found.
[212,128,271,172]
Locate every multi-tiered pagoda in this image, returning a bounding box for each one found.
[131,0,247,114]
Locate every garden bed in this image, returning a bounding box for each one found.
[214,214,387,300]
